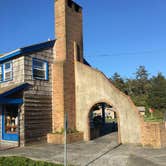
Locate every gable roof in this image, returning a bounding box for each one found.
[0,40,55,63]
[0,39,91,66]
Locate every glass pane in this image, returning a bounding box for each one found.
[34,69,45,79]
[5,62,11,70]
[0,65,2,73]
[5,105,18,134]
[34,59,45,69]
[5,71,12,81]
[0,74,2,82]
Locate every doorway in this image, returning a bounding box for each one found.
[89,102,118,140]
[2,105,19,141]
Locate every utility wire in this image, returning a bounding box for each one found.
[85,48,166,58]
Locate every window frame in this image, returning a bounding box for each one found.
[0,61,13,83]
[32,58,48,81]
[3,61,13,82]
[0,64,3,82]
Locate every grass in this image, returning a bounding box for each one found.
[105,118,117,123]
[144,110,164,122]
[0,156,63,166]
[144,116,164,122]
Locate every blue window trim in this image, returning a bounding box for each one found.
[0,60,13,83]
[32,58,49,81]
[0,64,3,83]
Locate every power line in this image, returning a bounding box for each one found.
[85,48,166,58]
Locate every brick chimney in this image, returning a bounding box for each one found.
[52,0,83,132]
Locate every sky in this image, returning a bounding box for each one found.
[0,0,166,78]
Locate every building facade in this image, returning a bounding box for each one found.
[0,0,144,147]
[0,41,55,146]
[0,0,87,146]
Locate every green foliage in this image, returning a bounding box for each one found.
[0,156,62,166]
[110,66,166,117]
[148,73,166,112]
[111,72,127,93]
[144,109,164,122]
[144,116,164,122]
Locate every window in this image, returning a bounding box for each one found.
[0,64,2,82]
[4,61,12,81]
[33,58,48,80]
[0,61,13,82]
[5,105,18,134]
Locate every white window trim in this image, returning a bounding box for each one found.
[33,58,48,80]
[4,61,12,81]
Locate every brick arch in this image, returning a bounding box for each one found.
[87,101,121,143]
[75,62,142,144]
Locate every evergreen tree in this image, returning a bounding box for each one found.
[148,72,166,112]
[111,72,126,93]
[135,65,150,95]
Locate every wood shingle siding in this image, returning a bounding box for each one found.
[22,48,53,144]
[0,56,24,88]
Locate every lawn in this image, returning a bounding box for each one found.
[144,116,164,122]
[144,110,164,122]
[0,156,63,166]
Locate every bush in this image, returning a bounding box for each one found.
[0,156,63,166]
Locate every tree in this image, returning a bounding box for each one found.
[135,65,150,95]
[135,66,149,81]
[111,72,126,93]
[148,72,166,112]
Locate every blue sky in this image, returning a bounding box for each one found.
[0,0,166,78]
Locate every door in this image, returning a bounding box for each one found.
[2,105,19,141]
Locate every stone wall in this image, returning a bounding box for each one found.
[75,62,142,144]
[141,122,166,148]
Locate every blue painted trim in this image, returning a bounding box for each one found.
[0,98,23,104]
[2,63,4,81]
[32,58,49,81]
[0,50,21,63]
[0,83,30,97]
[46,61,49,81]
[32,58,34,80]
[0,40,55,63]
[0,64,3,82]
[2,106,18,141]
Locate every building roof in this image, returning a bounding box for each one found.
[0,83,30,97]
[137,106,146,112]
[0,40,55,63]
[0,39,90,66]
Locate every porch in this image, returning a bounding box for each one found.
[0,83,30,145]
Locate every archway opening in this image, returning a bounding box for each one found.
[89,102,118,141]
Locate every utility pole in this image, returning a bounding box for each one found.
[64,112,68,166]
[101,103,106,125]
